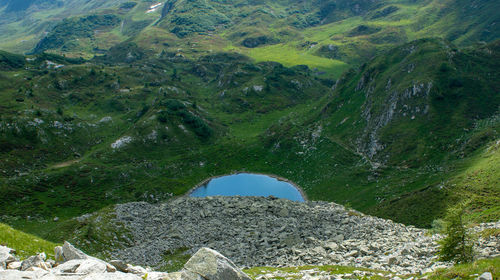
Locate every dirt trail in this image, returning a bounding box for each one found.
[51,159,80,169]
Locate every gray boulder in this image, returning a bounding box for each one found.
[54,258,115,275]
[125,264,147,276]
[60,242,116,273]
[75,259,108,274]
[184,247,251,280]
[109,260,128,272]
[20,253,48,271]
[54,259,83,273]
[62,241,88,261]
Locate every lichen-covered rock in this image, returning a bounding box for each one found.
[184,247,251,280]
[62,241,88,260]
[125,264,147,276]
[75,259,108,274]
[109,260,128,272]
[54,246,65,263]
[53,259,82,273]
[20,253,47,271]
[0,246,16,270]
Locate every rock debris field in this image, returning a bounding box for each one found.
[110,196,499,275]
[1,241,251,279]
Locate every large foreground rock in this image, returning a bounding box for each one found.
[62,241,89,261]
[1,244,250,280]
[184,247,251,280]
[59,242,116,273]
[0,246,17,270]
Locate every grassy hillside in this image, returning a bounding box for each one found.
[0,39,497,252]
[0,222,58,259]
[0,0,498,78]
[253,38,500,226]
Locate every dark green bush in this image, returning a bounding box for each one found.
[162,99,186,111]
[438,202,474,264]
[157,111,169,123]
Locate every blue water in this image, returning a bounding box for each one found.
[190,173,305,202]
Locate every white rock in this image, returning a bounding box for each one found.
[0,270,48,280]
[253,85,263,92]
[146,271,175,280]
[324,242,339,251]
[109,260,128,272]
[62,242,88,261]
[53,259,82,273]
[82,271,142,280]
[162,270,207,280]
[184,247,251,280]
[74,259,107,274]
[99,116,113,123]
[478,272,493,280]
[24,266,47,273]
[111,136,133,149]
[126,264,147,276]
[0,246,16,269]
[7,261,21,270]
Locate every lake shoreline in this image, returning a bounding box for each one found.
[186,171,308,201]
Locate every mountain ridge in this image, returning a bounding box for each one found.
[1,0,499,77]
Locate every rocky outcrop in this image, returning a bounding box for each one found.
[20,253,48,271]
[184,248,251,280]
[106,197,499,275]
[0,244,251,280]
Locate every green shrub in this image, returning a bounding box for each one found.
[157,111,169,123]
[162,99,186,111]
[438,202,474,264]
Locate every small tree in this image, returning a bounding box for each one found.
[438,202,474,264]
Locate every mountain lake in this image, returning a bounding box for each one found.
[189,173,305,201]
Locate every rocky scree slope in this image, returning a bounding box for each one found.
[69,196,500,275]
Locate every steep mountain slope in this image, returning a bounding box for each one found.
[260,38,500,226]
[0,0,135,55]
[322,38,499,165]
